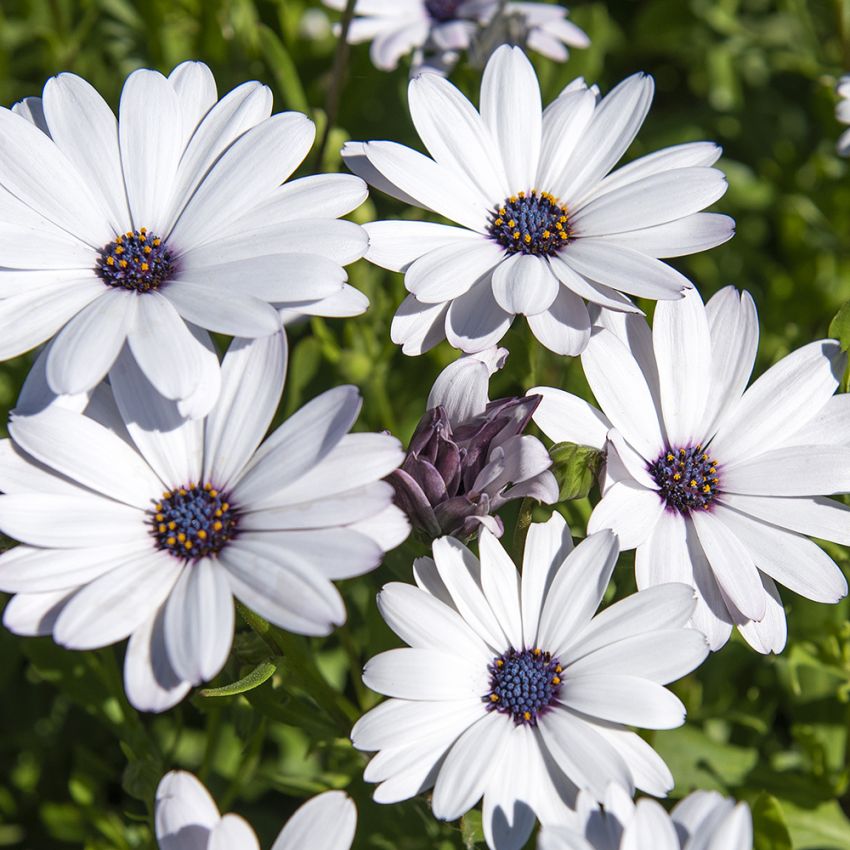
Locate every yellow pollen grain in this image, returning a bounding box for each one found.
[141,262,149,271]
[125,231,133,238]
[197,530,207,540]
[542,230,551,239]
[213,521,223,532]
[204,483,212,490]
[144,246,152,255]
[158,524,166,533]
[709,466,716,473]
[106,256,115,266]
[119,260,128,268]
[155,513,164,522]
[166,536,176,545]
[496,659,504,667]
[554,665,562,673]
[552,676,561,685]
[533,648,542,656]
[168,521,176,531]
[666,453,674,461]
[524,234,532,244]
[490,694,500,702]
[523,711,531,721]
[177,532,186,543]
[673,473,681,481]
[184,540,193,550]
[703,484,711,493]
[163,491,172,499]
[178,488,187,496]
[512,231,520,240]
[689,479,697,488]
[210,490,218,497]
[507,219,516,228]
[494,217,503,226]
[153,238,161,246]
[221,503,229,511]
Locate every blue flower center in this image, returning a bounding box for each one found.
[650,445,720,514]
[486,191,572,256]
[149,483,239,561]
[484,648,563,725]
[425,0,462,22]
[96,228,174,293]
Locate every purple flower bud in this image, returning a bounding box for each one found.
[388,394,558,540]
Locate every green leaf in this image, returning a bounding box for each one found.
[257,24,310,114]
[752,793,792,850]
[829,301,850,350]
[199,659,280,698]
[549,441,604,501]
[783,799,850,849]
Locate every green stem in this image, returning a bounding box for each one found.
[512,497,535,567]
[314,0,357,170]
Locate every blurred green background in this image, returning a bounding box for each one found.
[1,0,850,847]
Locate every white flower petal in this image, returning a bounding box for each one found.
[169,112,315,250]
[528,387,610,448]
[582,328,665,460]
[431,536,507,650]
[721,445,850,496]
[357,141,486,232]
[162,279,281,337]
[596,212,734,258]
[125,606,191,713]
[119,69,183,232]
[593,724,674,796]
[0,277,104,361]
[782,393,850,446]
[561,240,691,300]
[711,502,847,603]
[537,89,596,195]
[42,73,130,232]
[0,540,148,594]
[377,581,491,662]
[653,287,711,445]
[46,289,136,395]
[2,588,73,636]
[0,107,112,247]
[429,347,506,426]
[480,46,541,192]
[109,346,205,486]
[536,530,618,657]
[491,253,559,316]
[710,340,844,462]
[155,770,219,848]
[168,61,218,145]
[208,815,260,850]
[607,429,658,491]
[623,799,680,850]
[478,530,523,649]
[587,482,664,550]
[406,238,504,304]
[521,512,574,648]
[54,551,182,649]
[9,405,162,508]
[538,708,634,801]
[409,71,507,205]
[391,294,449,355]
[251,173,367,223]
[365,220,479,273]
[690,509,766,622]
[363,647,488,700]
[526,283,592,355]
[164,558,234,684]
[233,384,359,500]
[736,573,787,655]
[203,331,288,488]
[560,675,686,729]
[719,492,850,546]
[431,711,509,820]
[445,279,513,353]
[342,140,423,207]
[271,792,356,850]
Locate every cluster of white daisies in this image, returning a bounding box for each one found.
[1,3,849,848]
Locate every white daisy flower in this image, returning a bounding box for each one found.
[352,513,709,850]
[323,0,481,72]
[836,74,850,156]
[474,2,591,65]
[155,770,357,850]
[343,45,733,356]
[0,332,408,713]
[0,61,369,416]
[530,286,850,654]
[538,785,752,850]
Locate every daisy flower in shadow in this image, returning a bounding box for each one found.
[344,45,733,356]
[0,332,408,712]
[0,61,368,416]
[352,512,708,850]
[530,286,850,653]
[538,784,752,850]
[155,771,357,850]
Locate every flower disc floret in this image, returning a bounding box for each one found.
[424,0,462,22]
[96,228,174,293]
[486,190,571,256]
[485,647,563,725]
[150,483,238,561]
[650,445,719,514]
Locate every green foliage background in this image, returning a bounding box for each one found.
[1,0,850,847]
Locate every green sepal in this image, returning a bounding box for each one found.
[549,441,605,501]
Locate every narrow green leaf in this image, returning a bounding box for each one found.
[829,301,850,351]
[199,659,280,698]
[257,24,310,114]
[549,441,604,501]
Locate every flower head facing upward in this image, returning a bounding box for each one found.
[155,770,357,850]
[345,46,733,357]
[324,1,588,74]
[531,286,850,654]
[0,332,409,713]
[352,513,709,850]
[388,347,558,538]
[538,785,752,850]
[0,61,370,417]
